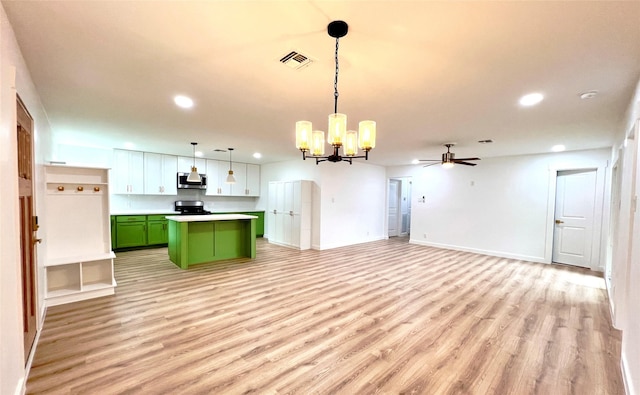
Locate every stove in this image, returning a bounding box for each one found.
[174,200,212,215]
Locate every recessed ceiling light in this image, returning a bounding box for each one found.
[580,90,598,99]
[253,153,262,159]
[411,159,419,165]
[519,92,544,107]
[174,95,194,109]
[551,144,565,152]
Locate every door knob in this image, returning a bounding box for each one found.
[33,238,42,244]
[555,219,564,224]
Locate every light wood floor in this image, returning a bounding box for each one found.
[27,237,624,394]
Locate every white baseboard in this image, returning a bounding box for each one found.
[622,350,636,395]
[409,239,547,264]
[317,236,386,251]
[13,376,25,395]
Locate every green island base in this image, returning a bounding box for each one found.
[166,214,257,269]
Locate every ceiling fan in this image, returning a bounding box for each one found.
[419,143,481,168]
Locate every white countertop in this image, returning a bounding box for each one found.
[111,210,179,216]
[165,214,258,222]
[111,209,264,216]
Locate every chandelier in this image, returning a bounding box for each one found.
[295,20,376,164]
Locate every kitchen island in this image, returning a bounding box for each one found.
[165,214,257,269]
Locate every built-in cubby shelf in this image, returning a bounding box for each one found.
[44,165,116,306]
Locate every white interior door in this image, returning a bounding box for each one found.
[552,169,597,268]
[388,180,400,237]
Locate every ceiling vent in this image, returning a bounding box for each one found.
[279,51,313,70]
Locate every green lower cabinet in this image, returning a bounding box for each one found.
[111,216,116,250]
[147,215,168,245]
[244,211,265,237]
[112,214,170,250]
[111,211,264,251]
[115,219,147,248]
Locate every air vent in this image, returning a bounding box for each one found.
[279,51,313,70]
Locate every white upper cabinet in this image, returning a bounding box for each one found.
[177,156,206,175]
[144,152,178,195]
[210,161,259,196]
[245,164,260,197]
[113,149,144,194]
[112,150,259,197]
[205,159,222,195]
[217,161,234,196]
[230,162,247,196]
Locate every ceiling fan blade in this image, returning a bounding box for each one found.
[454,157,480,161]
[418,159,440,162]
[422,163,441,168]
[454,161,478,166]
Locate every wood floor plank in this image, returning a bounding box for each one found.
[27,238,624,394]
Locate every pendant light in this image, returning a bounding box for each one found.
[295,20,376,165]
[186,142,201,182]
[225,148,236,184]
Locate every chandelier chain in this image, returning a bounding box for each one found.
[334,37,339,114]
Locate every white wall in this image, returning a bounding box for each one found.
[259,159,387,250]
[318,162,387,249]
[613,77,640,395]
[388,148,610,266]
[1,4,53,395]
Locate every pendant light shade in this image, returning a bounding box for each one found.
[295,121,312,151]
[358,120,376,150]
[327,113,347,146]
[187,142,201,182]
[226,148,236,184]
[344,130,358,156]
[312,130,325,156]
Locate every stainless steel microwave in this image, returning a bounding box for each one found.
[177,172,207,190]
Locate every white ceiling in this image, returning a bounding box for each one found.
[3,1,640,166]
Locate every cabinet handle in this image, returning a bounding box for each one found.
[77,186,84,192]
[290,211,293,216]
[94,186,100,192]
[57,186,64,191]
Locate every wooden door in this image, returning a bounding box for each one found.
[17,96,37,359]
[552,169,597,268]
